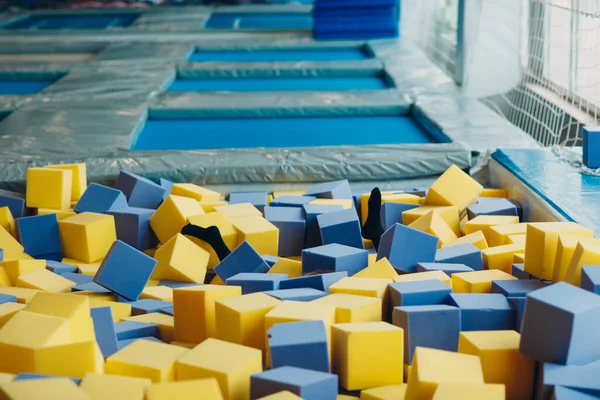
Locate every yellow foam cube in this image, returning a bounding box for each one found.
[329,277,392,317]
[553,234,581,282]
[0,287,40,304]
[35,339,103,378]
[405,365,412,383]
[231,216,279,256]
[524,222,593,280]
[361,193,420,225]
[363,238,373,250]
[507,234,526,247]
[175,338,262,400]
[565,238,600,286]
[171,341,196,349]
[0,227,24,259]
[141,286,173,302]
[273,190,306,198]
[488,223,528,247]
[513,253,525,263]
[171,184,221,202]
[186,212,238,269]
[309,199,353,209]
[482,244,525,273]
[258,391,302,400]
[409,212,457,248]
[106,340,188,383]
[150,195,204,244]
[26,167,72,210]
[59,212,117,263]
[0,303,25,328]
[80,372,151,400]
[338,396,358,400]
[465,216,520,243]
[198,200,229,213]
[442,231,488,250]
[214,203,262,219]
[0,374,14,384]
[332,322,404,390]
[267,258,302,279]
[431,384,505,399]
[0,267,9,287]
[16,268,76,293]
[0,378,89,399]
[37,208,76,220]
[0,259,45,285]
[354,258,398,279]
[402,206,460,237]
[479,188,508,198]
[405,347,484,400]
[146,378,223,400]
[393,271,452,288]
[368,253,377,266]
[90,300,131,322]
[152,234,208,283]
[312,294,382,323]
[173,285,242,343]
[2,253,33,262]
[0,208,14,238]
[124,313,175,343]
[215,293,281,351]
[452,270,517,293]
[424,165,483,212]
[44,163,87,201]
[360,384,407,400]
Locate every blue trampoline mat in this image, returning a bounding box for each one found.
[206,12,312,29]
[3,13,139,30]
[0,80,54,94]
[189,46,372,62]
[133,115,440,150]
[168,75,390,92]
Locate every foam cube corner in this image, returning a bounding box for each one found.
[251,366,337,400]
[107,207,159,251]
[215,241,270,282]
[302,243,368,276]
[186,211,238,269]
[377,224,439,273]
[58,212,117,263]
[170,183,221,202]
[43,163,87,202]
[264,207,306,257]
[150,195,204,244]
[317,208,363,249]
[16,214,61,258]
[408,211,457,248]
[268,320,330,373]
[114,171,166,210]
[152,233,208,284]
[452,269,517,294]
[26,167,72,210]
[74,183,128,214]
[229,192,268,213]
[389,280,451,308]
[231,216,279,256]
[303,204,344,249]
[303,180,352,199]
[435,243,483,271]
[448,293,514,331]
[424,165,483,211]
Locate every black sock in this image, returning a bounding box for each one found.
[181,224,232,261]
[361,187,384,251]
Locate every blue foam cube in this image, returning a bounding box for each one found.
[279,272,347,292]
[520,282,600,365]
[303,180,352,199]
[159,178,173,201]
[553,386,599,400]
[380,202,419,231]
[46,260,78,275]
[107,207,158,251]
[0,293,16,304]
[491,279,547,297]
[392,305,460,364]
[302,243,367,276]
[448,293,514,331]
[270,196,316,208]
[0,248,3,262]
[226,273,287,294]
[16,214,61,258]
[583,126,600,169]
[72,282,112,294]
[435,243,483,271]
[262,255,280,267]
[512,263,530,280]
[250,366,338,400]
[229,192,268,213]
[317,208,363,249]
[74,183,128,214]
[541,360,600,399]
[37,252,62,262]
[114,321,160,340]
[15,373,80,385]
[264,207,306,257]
[416,262,474,276]
[389,280,451,308]
[303,204,344,249]
[130,299,173,315]
[160,306,173,316]
[581,266,600,294]
[118,336,164,350]
[93,240,157,301]
[264,288,327,302]
[508,296,526,332]
[377,223,438,273]
[351,191,367,220]
[466,198,518,219]
[0,189,29,218]
[60,272,93,285]
[114,171,166,210]
[269,321,330,372]
[214,241,270,282]
[90,306,118,358]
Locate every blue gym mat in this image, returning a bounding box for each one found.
[2,13,139,30]
[132,115,442,150]
[205,12,313,29]
[0,80,54,94]
[189,46,372,62]
[168,75,391,92]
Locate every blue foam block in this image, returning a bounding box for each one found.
[114,171,165,210]
[229,192,268,213]
[581,266,600,294]
[160,306,173,316]
[542,360,600,399]
[508,296,526,332]
[36,252,62,262]
[416,262,474,276]
[264,207,306,257]
[93,240,157,301]
[466,198,519,219]
[392,305,460,364]
[262,255,281,267]
[90,306,118,358]
[270,196,316,208]
[403,188,427,197]
[351,191,367,221]
[303,204,344,249]
[264,288,327,302]
[74,183,128,214]
[520,282,600,365]
[114,321,160,340]
[389,280,452,308]
[226,273,287,295]
[583,126,600,169]
[159,178,173,201]
[377,223,439,273]
[269,321,330,372]
[448,293,515,331]
[60,272,93,285]
[215,241,270,282]
[118,336,164,350]
[303,180,352,200]
[279,272,347,292]
[72,282,112,294]
[130,299,173,315]
[250,366,338,400]
[512,263,531,280]
[0,248,3,262]
[491,279,547,297]
[157,281,201,289]
[380,202,420,231]
[554,386,599,400]
[317,208,363,249]
[15,373,80,385]
[107,207,158,251]
[435,243,483,271]
[302,243,367,275]
[16,214,61,258]
[0,189,29,218]
[46,260,78,274]
[0,293,16,304]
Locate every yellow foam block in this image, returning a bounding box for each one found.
[171,184,221,202]
[125,313,175,343]
[363,238,373,250]
[0,259,45,285]
[525,222,593,280]
[26,167,72,210]
[268,258,302,279]
[198,200,229,213]
[459,330,532,400]
[215,203,262,220]
[215,293,281,351]
[77,261,102,276]
[187,212,238,269]
[465,216,520,243]
[368,253,377,266]
[309,198,353,209]
[175,338,262,400]
[361,193,420,225]
[44,163,87,201]
[402,206,460,237]
[36,339,103,378]
[482,244,525,274]
[90,300,131,322]
[0,378,89,399]
[144,248,158,258]
[0,310,70,374]
[173,285,242,343]
[152,234,208,283]
[452,270,517,294]
[393,271,452,288]
[506,234,526,247]
[424,165,483,212]
[150,195,204,244]
[312,294,382,323]
[405,347,484,400]
[1,253,32,263]
[479,188,508,198]
[488,223,528,247]
[354,258,398,279]
[146,378,223,400]
[170,341,196,349]
[442,231,488,250]
[73,291,116,301]
[106,340,188,383]
[431,384,505,400]
[332,322,404,390]
[273,190,306,198]
[231,216,279,256]
[141,286,174,302]
[211,275,225,285]
[0,267,9,287]
[409,212,457,248]
[405,364,412,383]
[553,234,581,282]
[37,208,76,220]
[258,391,302,400]
[329,277,392,317]
[0,287,40,304]
[0,208,14,238]
[0,374,14,384]
[513,253,525,263]
[16,269,76,293]
[565,238,600,286]
[59,212,116,263]
[0,303,25,328]
[360,384,407,400]
[0,227,24,259]
[80,372,152,400]
[338,395,358,400]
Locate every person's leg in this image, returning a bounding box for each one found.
[181,224,231,261]
[361,187,384,251]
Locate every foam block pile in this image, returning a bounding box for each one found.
[0,163,597,399]
[312,0,400,40]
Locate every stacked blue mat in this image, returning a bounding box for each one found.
[313,0,399,40]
